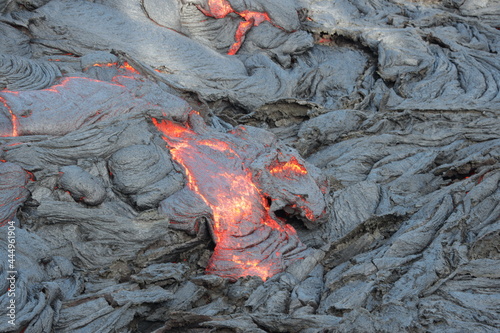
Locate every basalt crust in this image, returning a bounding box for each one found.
[1,0,499,332]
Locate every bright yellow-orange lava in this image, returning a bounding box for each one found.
[229,20,254,55]
[198,0,276,55]
[120,62,140,75]
[153,116,298,280]
[269,156,308,178]
[201,0,234,18]
[86,61,140,75]
[229,256,273,280]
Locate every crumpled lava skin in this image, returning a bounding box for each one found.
[0,162,29,225]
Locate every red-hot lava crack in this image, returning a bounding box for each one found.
[153,113,326,280]
[197,0,279,55]
[0,95,18,137]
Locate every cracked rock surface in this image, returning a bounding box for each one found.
[1,0,499,332]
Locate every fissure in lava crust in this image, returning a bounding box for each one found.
[198,0,278,55]
[153,114,315,280]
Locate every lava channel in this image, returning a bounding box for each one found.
[153,115,311,280]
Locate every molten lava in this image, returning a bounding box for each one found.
[197,0,277,55]
[153,115,310,280]
[0,96,18,137]
[269,156,308,178]
[87,61,141,75]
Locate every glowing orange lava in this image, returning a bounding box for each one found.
[86,61,140,75]
[199,0,234,18]
[119,62,141,75]
[91,62,117,68]
[0,96,18,137]
[153,115,308,280]
[197,0,278,55]
[269,156,308,178]
[229,20,254,55]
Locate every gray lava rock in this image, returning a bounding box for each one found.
[0,162,29,224]
[108,144,174,194]
[59,165,106,205]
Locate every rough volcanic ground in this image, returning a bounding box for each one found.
[1,0,499,332]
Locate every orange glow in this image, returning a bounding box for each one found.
[229,256,273,280]
[26,171,36,181]
[201,0,234,18]
[228,20,253,55]
[197,0,278,55]
[152,117,194,138]
[92,62,117,68]
[9,114,17,137]
[84,61,140,75]
[239,10,271,25]
[153,116,304,280]
[269,156,308,178]
[37,77,125,94]
[119,62,140,75]
[0,96,18,137]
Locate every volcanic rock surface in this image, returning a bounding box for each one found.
[1,0,500,332]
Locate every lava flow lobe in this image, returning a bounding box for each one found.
[154,112,327,280]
